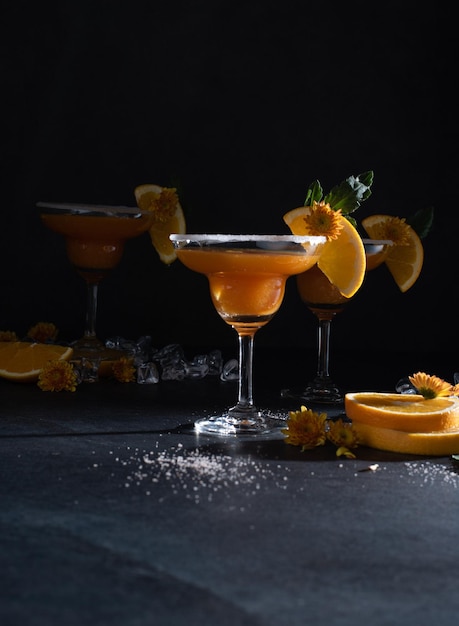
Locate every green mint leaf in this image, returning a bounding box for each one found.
[346,215,358,228]
[406,206,434,240]
[324,171,374,215]
[304,180,323,206]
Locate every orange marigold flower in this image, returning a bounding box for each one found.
[112,357,136,383]
[367,216,411,246]
[38,360,77,392]
[0,330,18,341]
[28,322,58,343]
[408,372,452,399]
[327,419,360,458]
[282,405,327,450]
[302,201,344,241]
[146,187,179,223]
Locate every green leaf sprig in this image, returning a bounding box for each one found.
[407,206,434,240]
[303,171,434,239]
[304,171,374,228]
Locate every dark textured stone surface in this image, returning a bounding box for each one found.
[1,349,458,625]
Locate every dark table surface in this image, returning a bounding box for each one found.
[1,347,458,626]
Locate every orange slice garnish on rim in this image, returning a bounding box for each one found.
[134,184,186,264]
[283,206,366,298]
[362,214,423,292]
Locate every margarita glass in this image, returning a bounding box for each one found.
[282,239,393,405]
[170,233,326,437]
[38,202,153,362]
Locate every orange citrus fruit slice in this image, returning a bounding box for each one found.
[361,214,423,292]
[346,391,459,455]
[345,392,459,433]
[0,341,74,383]
[134,184,186,264]
[350,422,459,457]
[283,206,366,298]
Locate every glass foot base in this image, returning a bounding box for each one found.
[281,383,343,405]
[71,337,125,360]
[70,337,127,379]
[195,412,286,438]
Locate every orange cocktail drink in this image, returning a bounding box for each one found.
[296,239,393,319]
[176,246,318,332]
[296,264,349,319]
[41,211,153,282]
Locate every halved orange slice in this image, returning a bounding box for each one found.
[351,422,459,456]
[134,184,186,264]
[361,214,423,292]
[0,341,74,383]
[345,392,459,433]
[283,206,366,298]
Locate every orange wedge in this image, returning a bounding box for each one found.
[361,214,423,292]
[134,184,186,264]
[350,422,459,456]
[0,341,74,383]
[283,206,366,298]
[345,392,459,433]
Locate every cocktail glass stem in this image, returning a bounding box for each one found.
[228,331,257,419]
[317,318,331,380]
[73,280,106,355]
[84,282,99,341]
[309,317,341,400]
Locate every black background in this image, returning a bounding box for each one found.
[1,1,455,363]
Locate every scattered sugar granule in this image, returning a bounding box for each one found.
[114,445,291,502]
[404,461,459,488]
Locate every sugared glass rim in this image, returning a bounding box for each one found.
[37,202,148,216]
[169,233,327,244]
[361,238,394,246]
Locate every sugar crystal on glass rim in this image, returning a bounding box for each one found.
[37,201,147,216]
[169,233,326,244]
